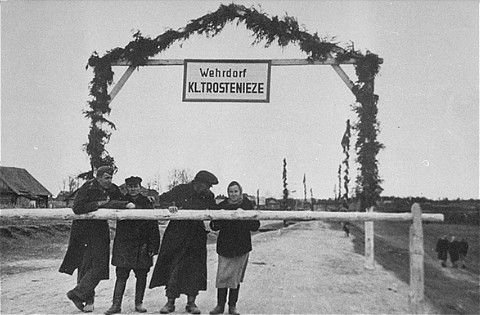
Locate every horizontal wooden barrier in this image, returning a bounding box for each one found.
[0,208,444,222]
[0,203,438,313]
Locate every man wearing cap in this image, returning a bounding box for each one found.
[149,170,218,314]
[59,166,135,313]
[105,176,160,315]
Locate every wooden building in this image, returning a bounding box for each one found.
[0,166,52,208]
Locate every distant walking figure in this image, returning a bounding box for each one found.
[449,236,461,268]
[209,181,260,315]
[435,236,450,267]
[342,222,351,237]
[458,238,469,269]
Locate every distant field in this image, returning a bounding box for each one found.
[376,200,480,225]
[339,220,479,314]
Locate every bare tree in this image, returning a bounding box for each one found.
[63,175,81,193]
[168,168,192,190]
[146,173,162,192]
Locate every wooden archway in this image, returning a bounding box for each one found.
[83,3,383,209]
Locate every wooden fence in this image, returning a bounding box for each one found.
[0,203,442,313]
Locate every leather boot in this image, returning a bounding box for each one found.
[186,295,201,314]
[228,286,240,315]
[210,288,227,314]
[228,306,240,315]
[84,295,94,312]
[159,298,175,314]
[84,303,94,313]
[134,275,147,312]
[66,290,85,312]
[104,279,127,315]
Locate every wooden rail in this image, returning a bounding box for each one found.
[0,203,439,313]
[110,58,360,67]
[0,208,442,222]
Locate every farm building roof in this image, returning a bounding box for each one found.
[0,166,52,197]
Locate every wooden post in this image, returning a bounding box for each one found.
[364,206,375,269]
[409,203,425,313]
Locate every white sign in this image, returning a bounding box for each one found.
[183,59,271,103]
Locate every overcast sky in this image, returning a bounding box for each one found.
[1,0,478,200]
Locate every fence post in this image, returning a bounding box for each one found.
[409,203,425,313]
[364,206,375,269]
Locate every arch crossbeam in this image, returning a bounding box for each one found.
[108,57,374,103]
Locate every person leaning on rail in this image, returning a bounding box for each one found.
[105,176,160,315]
[149,170,218,314]
[209,181,260,315]
[59,166,135,313]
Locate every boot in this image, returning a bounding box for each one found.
[84,295,94,312]
[228,306,240,315]
[134,276,147,312]
[66,290,85,312]
[159,298,175,314]
[209,288,227,314]
[104,279,127,315]
[228,286,240,315]
[84,303,94,313]
[186,295,201,314]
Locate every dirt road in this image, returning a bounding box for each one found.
[1,221,435,314]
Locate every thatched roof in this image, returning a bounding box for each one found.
[0,166,52,197]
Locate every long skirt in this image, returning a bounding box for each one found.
[216,253,249,289]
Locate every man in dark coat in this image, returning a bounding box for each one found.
[149,170,218,314]
[105,176,160,314]
[435,235,450,267]
[59,166,134,312]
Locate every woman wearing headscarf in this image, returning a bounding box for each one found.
[209,181,260,315]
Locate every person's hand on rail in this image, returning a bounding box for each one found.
[125,202,135,209]
[168,206,178,213]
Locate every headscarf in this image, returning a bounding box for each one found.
[227,181,243,205]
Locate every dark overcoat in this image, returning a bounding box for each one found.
[112,194,160,269]
[435,238,450,260]
[449,240,461,262]
[210,198,260,258]
[149,183,216,293]
[458,240,469,257]
[59,179,128,280]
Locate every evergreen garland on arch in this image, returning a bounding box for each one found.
[81,3,383,209]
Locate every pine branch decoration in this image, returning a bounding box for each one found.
[81,3,383,209]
